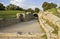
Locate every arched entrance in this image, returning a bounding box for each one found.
[33,14,38,19]
[20,14,24,21]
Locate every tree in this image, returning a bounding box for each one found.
[42,2,57,11]
[58,7,60,8]
[27,8,34,13]
[6,4,17,10]
[42,2,49,11]
[16,6,24,11]
[50,3,57,8]
[0,3,5,10]
[35,8,40,13]
[6,4,24,11]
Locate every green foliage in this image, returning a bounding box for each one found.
[16,6,24,11]
[0,3,5,10]
[58,7,60,8]
[58,8,60,10]
[42,2,57,11]
[47,8,57,13]
[27,8,34,13]
[6,4,16,10]
[35,8,40,13]
[50,3,57,8]
[5,4,24,11]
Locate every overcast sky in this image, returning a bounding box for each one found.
[0,0,60,10]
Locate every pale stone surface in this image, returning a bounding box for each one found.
[43,11,60,28]
[0,33,45,39]
[38,11,59,39]
[38,13,51,39]
[57,9,60,13]
[43,11,60,39]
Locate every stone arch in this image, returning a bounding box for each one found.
[20,14,25,21]
[16,13,25,22]
[33,13,38,19]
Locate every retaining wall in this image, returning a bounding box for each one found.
[0,18,20,27]
[0,12,35,27]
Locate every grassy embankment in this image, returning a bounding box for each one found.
[47,8,60,18]
[0,10,25,18]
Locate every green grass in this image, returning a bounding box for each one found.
[47,8,60,18]
[0,10,25,18]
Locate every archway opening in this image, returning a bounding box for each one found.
[33,14,38,19]
[20,14,24,21]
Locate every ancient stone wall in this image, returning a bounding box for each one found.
[0,12,35,27]
[0,18,20,27]
[16,12,34,21]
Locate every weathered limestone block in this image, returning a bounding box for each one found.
[16,13,20,19]
[16,13,25,21]
[43,11,60,39]
[43,11,60,27]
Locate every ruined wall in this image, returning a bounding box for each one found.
[16,12,34,21]
[0,18,20,27]
[0,12,35,27]
[25,12,34,21]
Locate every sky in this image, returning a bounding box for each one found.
[0,0,60,10]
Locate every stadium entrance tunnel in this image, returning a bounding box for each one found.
[33,14,38,19]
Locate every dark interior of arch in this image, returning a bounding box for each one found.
[33,14,38,17]
[20,14,24,21]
